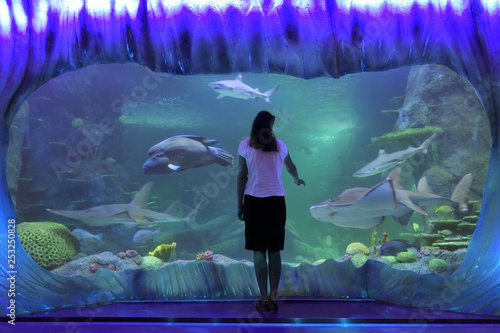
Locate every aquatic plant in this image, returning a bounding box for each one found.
[18,222,79,270]
[371,126,444,145]
[371,230,378,254]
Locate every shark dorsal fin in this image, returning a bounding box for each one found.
[378,148,387,157]
[387,167,403,189]
[131,182,154,208]
[235,73,242,81]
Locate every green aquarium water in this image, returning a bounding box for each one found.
[7,63,490,277]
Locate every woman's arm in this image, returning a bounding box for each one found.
[237,155,248,220]
[284,154,305,186]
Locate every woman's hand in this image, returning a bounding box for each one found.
[238,207,245,221]
[295,178,306,186]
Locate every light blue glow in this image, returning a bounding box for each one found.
[114,0,140,19]
[0,0,11,37]
[32,0,48,33]
[12,0,27,34]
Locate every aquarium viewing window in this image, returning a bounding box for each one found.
[1,0,500,321]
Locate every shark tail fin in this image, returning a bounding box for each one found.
[209,147,234,167]
[263,86,279,104]
[420,132,438,154]
[184,201,203,229]
[96,233,103,241]
[417,176,434,194]
[451,173,472,212]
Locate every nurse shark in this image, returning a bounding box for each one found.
[47,183,201,229]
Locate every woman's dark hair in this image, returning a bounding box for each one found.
[249,110,278,152]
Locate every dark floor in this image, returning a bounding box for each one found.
[5,298,500,332]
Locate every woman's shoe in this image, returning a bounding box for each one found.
[268,300,279,311]
[255,300,271,312]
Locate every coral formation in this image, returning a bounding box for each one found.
[429,258,449,274]
[350,254,369,268]
[371,126,444,145]
[378,232,390,245]
[196,250,214,261]
[140,256,164,269]
[18,222,79,270]
[71,118,84,128]
[125,250,138,257]
[90,263,100,273]
[346,242,370,255]
[396,250,417,263]
[52,251,142,277]
[149,243,177,262]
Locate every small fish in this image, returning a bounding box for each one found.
[133,228,161,243]
[380,239,420,256]
[412,223,420,231]
[298,144,312,155]
[71,228,103,242]
[435,205,454,214]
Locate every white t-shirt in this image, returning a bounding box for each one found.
[238,137,288,197]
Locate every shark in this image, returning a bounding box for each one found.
[310,167,472,229]
[208,73,279,104]
[47,182,201,229]
[353,133,438,177]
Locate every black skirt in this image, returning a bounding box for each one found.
[243,195,286,251]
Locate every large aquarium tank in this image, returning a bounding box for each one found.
[2,0,500,323]
[7,63,490,274]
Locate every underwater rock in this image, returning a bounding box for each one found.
[18,221,80,270]
[395,65,490,199]
[140,256,164,269]
[429,258,449,274]
[346,242,370,255]
[52,251,142,277]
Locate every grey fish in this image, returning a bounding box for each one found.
[353,133,437,177]
[47,183,201,229]
[71,228,103,242]
[208,73,279,104]
[310,167,472,229]
[380,239,420,256]
[143,135,233,175]
[133,228,161,243]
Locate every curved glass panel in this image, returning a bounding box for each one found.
[7,63,490,279]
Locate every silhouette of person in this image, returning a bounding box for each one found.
[237,110,305,312]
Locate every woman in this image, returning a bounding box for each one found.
[237,110,305,312]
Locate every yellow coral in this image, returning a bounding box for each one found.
[371,230,378,254]
[346,242,370,255]
[149,242,176,262]
[18,222,79,270]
